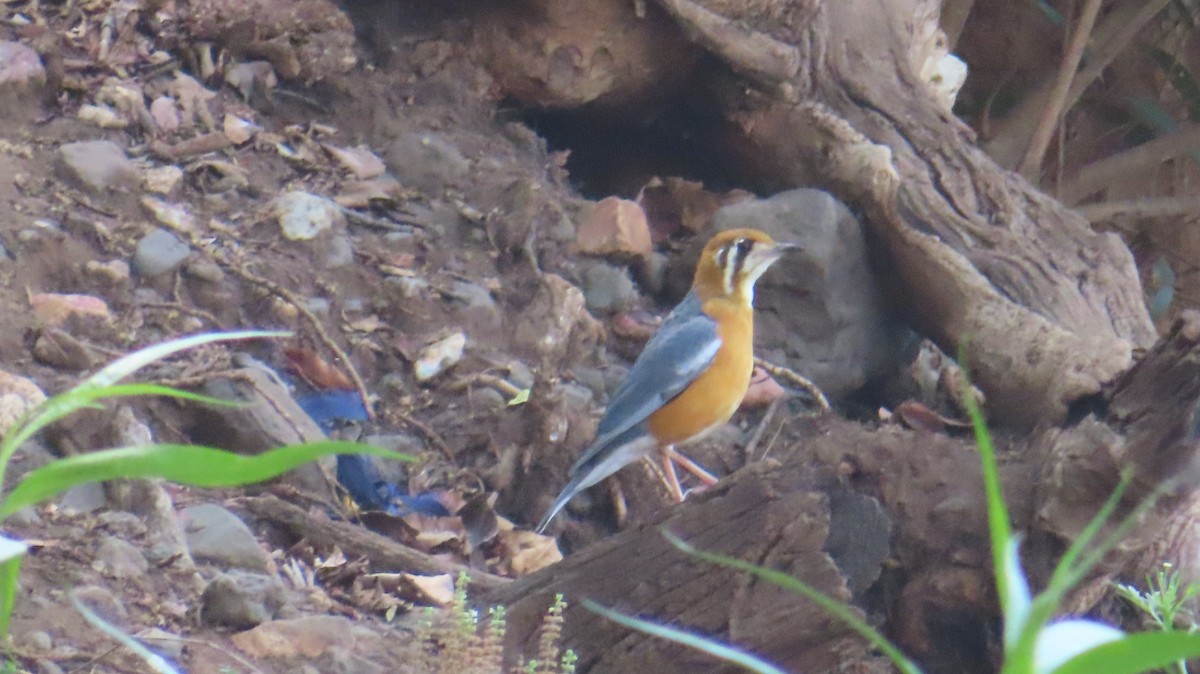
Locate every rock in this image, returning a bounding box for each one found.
[321,232,355,269]
[33,329,95,370]
[0,370,46,437]
[55,141,140,194]
[700,188,908,399]
[133,228,192,277]
[511,273,604,368]
[273,191,345,241]
[93,535,149,579]
[326,144,386,179]
[28,292,110,328]
[384,132,470,192]
[21,630,52,651]
[577,197,652,257]
[141,196,197,232]
[6,507,41,527]
[143,165,184,195]
[445,280,501,332]
[0,41,45,96]
[83,260,132,288]
[73,585,127,625]
[230,615,360,659]
[149,96,182,132]
[181,504,270,572]
[414,332,466,382]
[578,260,638,315]
[35,661,64,674]
[200,571,287,629]
[59,483,107,514]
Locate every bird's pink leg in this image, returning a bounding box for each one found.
[666,447,719,486]
[659,448,686,502]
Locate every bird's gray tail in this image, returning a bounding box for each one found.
[535,474,588,534]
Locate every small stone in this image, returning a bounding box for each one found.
[35,661,64,674]
[6,507,42,527]
[55,140,139,194]
[133,228,191,277]
[577,197,652,257]
[230,615,358,659]
[143,165,184,195]
[413,332,466,382]
[181,504,270,572]
[183,258,225,284]
[579,261,638,315]
[325,144,386,179]
[77,104,127,129]
[83,259,132,287]
[149,96,181,132]
[33,329,95,370]
[321,233,354,269]
[141,196,197,232]
[73,585,128,625]
[200,571,287,629]
[22,630,51,651]
[0,370,47,437]
[273,191,344,241]
[29,292,110,328]
[0,41,45,94]
[383,132,470,192]
[93,535,149,579]
[223,113,260,145]
[59,482,107,514]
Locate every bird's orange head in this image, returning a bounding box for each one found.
[692,228,797,303]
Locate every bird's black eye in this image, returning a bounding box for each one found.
[735,238,753,257]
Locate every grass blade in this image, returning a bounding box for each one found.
[0,535,27,636]
[583,599,788,674]
[0,441,407,519]
[73,591,180,673]
[82,330,289,390]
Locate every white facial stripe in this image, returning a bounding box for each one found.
[721,244,735,295]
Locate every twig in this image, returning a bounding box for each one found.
[1018,0,1104,181]
[1076,196,1200,225]
[753,357,831,412]
[743,398,782,463]
[386,408,455,461]
[1060,123,1200,204]
[449,372,525,399]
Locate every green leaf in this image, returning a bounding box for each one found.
[1051,631,1200,674]
[0,330,290,490]
[663,531,923,674]
[0,534,26,637]
[583,599,789,674]
[508,388,531,406]
[0,441,406,520]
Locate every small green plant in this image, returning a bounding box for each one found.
[584,383,1200,674]
[1115,562,1200,674]
[0,331,409,653]
[415,573,577,674]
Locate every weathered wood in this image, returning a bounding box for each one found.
[239,494,510,592]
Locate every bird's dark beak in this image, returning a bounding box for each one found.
[768,242,802,259]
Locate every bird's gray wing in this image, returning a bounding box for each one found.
[569,291,720,475]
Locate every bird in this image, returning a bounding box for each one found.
[537,228,798,533]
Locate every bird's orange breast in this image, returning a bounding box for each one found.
[647,298,754,446]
